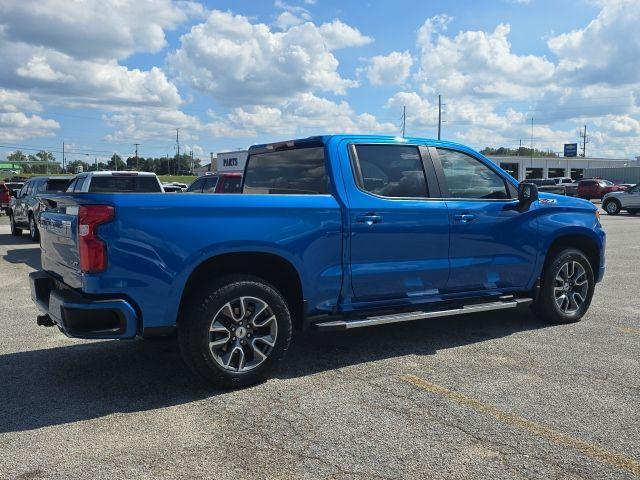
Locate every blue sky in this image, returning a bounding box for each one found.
[1,0,638,165]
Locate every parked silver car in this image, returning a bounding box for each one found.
[602,183,640,215]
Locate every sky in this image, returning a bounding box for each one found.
[1,0,639,165]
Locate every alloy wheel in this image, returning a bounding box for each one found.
[553,261,589,314]
[208,296,277,372]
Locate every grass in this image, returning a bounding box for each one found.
[158,175,197,184]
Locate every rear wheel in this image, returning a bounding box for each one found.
[603,199,621,215]
[9,214,22,236]
[627,209,638,216]
[534,248,594,324]
[28,214,39,241]
[178,275,292,388]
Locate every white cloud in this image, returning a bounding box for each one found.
[0,0,200,60]
[0,89,59,141]
[548,0,640,86]
[362,51,413,86]
[317,20,372,50]
[415,16,555,100]
[168,11,370,107]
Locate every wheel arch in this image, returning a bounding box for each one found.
[177,252,305,330]
[543,232,601,277]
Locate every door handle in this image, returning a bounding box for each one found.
[453,213,476,223]
[356,214,383,225]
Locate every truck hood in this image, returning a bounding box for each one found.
[602,190,626,200]
[537,192,597,211]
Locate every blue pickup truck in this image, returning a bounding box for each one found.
[30,135,605,387]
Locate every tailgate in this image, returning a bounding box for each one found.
[37,194,85,289]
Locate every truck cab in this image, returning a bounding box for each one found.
[31,135,605,388]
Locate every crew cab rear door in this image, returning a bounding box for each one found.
[342,141,449,303]
[430,147,538,293]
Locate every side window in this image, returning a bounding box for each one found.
[65,179,78,192]
[26,181,35,196]
[203,177,219,193]
[73,177,85,192]
[243,147,328,195]
[352,145,428,198]
[436,148,510,199]
[186,178,205,192]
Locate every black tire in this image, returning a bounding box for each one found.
[9,214,22,236]
[178,275,292,388]
[533,248,595,324]
[603,199,621,215]
[627,209,638,216]
[28,214,39,241]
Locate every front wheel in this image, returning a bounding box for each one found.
[533,248,595,324]
[178,275,292,388]
[28,215,39,241]
[9,214,22,236]
[603,199,621,215]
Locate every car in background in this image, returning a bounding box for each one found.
[168,182,188,191]
[162,183,183,193]
[551,177,579,196]
[526,178,566,195]
[577,179,627,200]
[186,172,242,193]
[0,182,11,214]
[65,171,163,193]
[5,182,24,196]
[602,183,640,215]
[9,176,70,241]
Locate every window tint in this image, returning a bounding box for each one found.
[186,178,206,192]
[45,179,70,192]
[243,147,328,195]
[221,177,242,193]
[437,148,509,199]
[88,175,161,192]
[352,145,428,198]
[203,177,219,193]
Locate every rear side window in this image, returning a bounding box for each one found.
[243,147,328,195]
[45,179,70,192]
[88,176,161,192]
[203,177,219,193]
[186,178,206,192]
[352,145,428,198]
[221,177,242,193]
[437,148,509,199]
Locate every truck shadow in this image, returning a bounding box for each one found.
[0,309,546,433]
[3,247,41,270]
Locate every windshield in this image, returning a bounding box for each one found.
[89,175,161,192]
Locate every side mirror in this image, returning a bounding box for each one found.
[518,182,538,203]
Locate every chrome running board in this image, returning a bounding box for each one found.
[314,298,532,331]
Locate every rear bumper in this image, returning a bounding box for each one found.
[29,270,138,339]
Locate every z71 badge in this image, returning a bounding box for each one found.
[539,198,557,205]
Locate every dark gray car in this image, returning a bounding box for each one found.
[9,176,70,241]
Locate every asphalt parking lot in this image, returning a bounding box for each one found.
[0,212,638,480]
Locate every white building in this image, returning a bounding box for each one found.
[487,155,640,182]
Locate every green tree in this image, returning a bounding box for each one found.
[7,150,27,163]
[107,154,126,170]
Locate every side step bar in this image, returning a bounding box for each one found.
[314,298,533,332]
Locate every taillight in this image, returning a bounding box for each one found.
[78,205,114,273]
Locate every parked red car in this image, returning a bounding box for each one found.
[577,179,627,200]
[186,173,243,193]
[0,182,11,214]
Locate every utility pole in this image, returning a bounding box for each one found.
[62,141,65,173]
[530,117,534,169]
[210,152,214,172]
[437,95,442,140]
[134,143,140,171]
[401,106,406,138]
[518,139,522,156]
[190,150,194,174]
[580,125,589,157]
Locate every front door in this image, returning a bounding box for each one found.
[344,142,450,302]
[624,184,640,209]
[431,147,538,293]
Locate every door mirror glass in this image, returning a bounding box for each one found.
[518,182,538,203]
